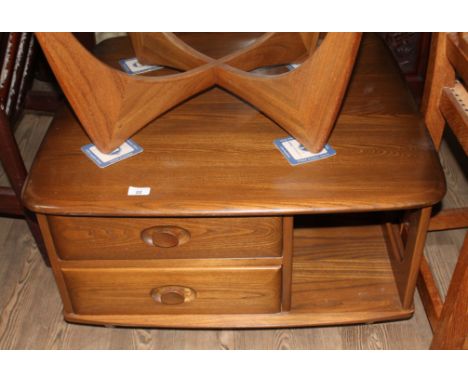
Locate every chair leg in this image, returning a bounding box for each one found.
[430,233,468,349]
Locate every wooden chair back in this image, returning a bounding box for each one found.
[418,32,468,349]
[0,32,48,263]
[422,32,468,151]
[0,33,36,123]
[0,32,36,211]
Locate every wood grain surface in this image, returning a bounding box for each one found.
[37,32,359,154]
[417,31,468,349]
[0,33,460,347]
[62,263,282,315]
[24,33,445,331]
[23,34,445,216]
[52,225,413,328]
[5,110,464,348]
[216,32,361,153]
[35,33,217,154]
[440,83,468,155]
[421,33,455,148]
[130,32,359,153]
[35,221,414,328]
[384,208,432,308]
[47,216,282,260]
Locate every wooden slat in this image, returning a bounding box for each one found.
[429,207,468,231]
[0,187,22,216]
[458,33,468,56]
[13,33,36,120]
[446,33,468,86]
[5,33,30,118]
[0,33,21,112]
[421,33,455,149]
[417,256,443,331]
[440,83,468,155]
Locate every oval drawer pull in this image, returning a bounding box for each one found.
[141,226,191,248]
[151,286,197,305]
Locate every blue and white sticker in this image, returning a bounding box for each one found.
[119,57,163,75]
[274,137,336,166]
[81,139,143,168]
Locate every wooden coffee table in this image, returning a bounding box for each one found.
[23,33,445,328]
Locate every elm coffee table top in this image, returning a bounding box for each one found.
[23,33,445,217]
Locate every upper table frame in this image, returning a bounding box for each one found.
[36,32,361,154]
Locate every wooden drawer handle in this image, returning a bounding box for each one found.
[151,286,197,305]
[141,226,191,248]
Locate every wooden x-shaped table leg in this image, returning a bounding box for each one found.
[36,32,361,153]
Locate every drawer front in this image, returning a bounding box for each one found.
[49,216,282,260]
[62,265,281,315]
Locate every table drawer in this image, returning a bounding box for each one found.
[61,264,282,315]
[48,216,282,260]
